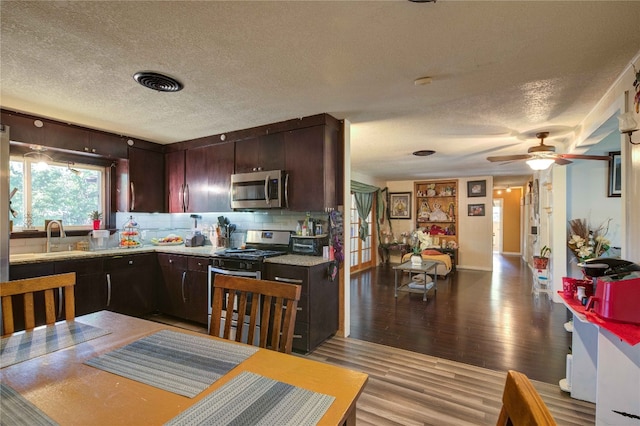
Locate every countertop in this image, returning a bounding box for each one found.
[9,246,331,267]
[264,254,331,267]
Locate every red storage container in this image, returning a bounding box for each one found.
[588,275,640,325]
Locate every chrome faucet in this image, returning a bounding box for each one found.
[46,220,66,252]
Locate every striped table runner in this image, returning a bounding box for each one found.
[0,383,58,426]
[165,371,335,426]
[1,321,110,368]
[84,330,259,398]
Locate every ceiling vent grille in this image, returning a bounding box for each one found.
[133,72,183,92]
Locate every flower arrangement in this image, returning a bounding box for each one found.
[567,218,611,262]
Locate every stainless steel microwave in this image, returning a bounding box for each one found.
[230,170,288,210]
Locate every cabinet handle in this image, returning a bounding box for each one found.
[128,260,133,265]
[293,334,303,339]
[179,184,185,212]
[184,184,190,211]
[181,271,187,303]
[274,276,303,284]
[169,259,173,264]
[130,182,135,211]
[284,173,289,209]
[106,273,112,307]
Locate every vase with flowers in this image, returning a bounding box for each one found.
[567,218,611,263]
[410,245,423,265]
[533,245,551,269]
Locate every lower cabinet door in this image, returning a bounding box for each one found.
[105,254,156,317]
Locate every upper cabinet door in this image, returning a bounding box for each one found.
[128,147,165,213]
[285,125,337,212]
[165,150,186,213]
[185,142,234,213]
[235,133,284,173]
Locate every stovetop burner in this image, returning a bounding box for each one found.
[213,248,285,261]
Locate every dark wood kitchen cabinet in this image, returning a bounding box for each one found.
[185,143,234,212]
[184,256,210,324]
[127,147,165,213]
[235,133,285,173]
[54,258,106,317]
[165,150,187,213]
[284,122,339,212]
[157,254,210,325]
[104,253,157,317]
[1,110,128,158]
[157,253,188,318]
[265,262,338,353]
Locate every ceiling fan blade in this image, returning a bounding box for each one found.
[558,154,611,161]
[554,158,572,165]
[487,154,531,162]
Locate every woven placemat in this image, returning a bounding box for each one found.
[85,330,259,398]
[165,371,335,426]
[1,321,110,368]
[0,383,58,426]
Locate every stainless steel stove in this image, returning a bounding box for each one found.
[208,230,291,335]
[210,230,290,272]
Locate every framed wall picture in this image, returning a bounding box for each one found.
[468,203,485,216]
[389,192,411,219]
[467,180,486,197]
[608,151,621,197]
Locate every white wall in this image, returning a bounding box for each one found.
[566,132,623,276]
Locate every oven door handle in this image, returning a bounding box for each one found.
[208,267,261,279]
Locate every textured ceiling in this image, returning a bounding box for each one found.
[1,1,639,182]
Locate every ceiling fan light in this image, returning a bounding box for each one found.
[526,158,554,171]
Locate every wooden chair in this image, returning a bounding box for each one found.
[1,272,76,336]
[497,370,557,426]
[210,275,301,354]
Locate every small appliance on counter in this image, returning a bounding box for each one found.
[185,231,205,247]
[185,214,205,247]
[583,258,640,324]
[290,234,329,256]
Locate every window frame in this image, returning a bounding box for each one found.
[9,154,107,231]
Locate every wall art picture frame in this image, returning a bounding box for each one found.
[389,192,412,219]
[467,180,486,197]
[608,151,621,198]
[468,203,485,216]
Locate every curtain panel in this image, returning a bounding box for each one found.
[351,181,387,242]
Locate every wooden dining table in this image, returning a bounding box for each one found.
[0,311,368,425]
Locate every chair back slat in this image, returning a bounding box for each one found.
[210,275,301,354]
[497,370,557,426]
[1,272,76,336]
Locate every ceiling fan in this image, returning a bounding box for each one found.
[486,132,611,170]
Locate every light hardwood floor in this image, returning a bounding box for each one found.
[309,336,595,425]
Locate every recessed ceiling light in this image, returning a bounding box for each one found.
[133,71,183,92]
[408,0,437,3]
[413,150,436,157]
[414,76,432,86]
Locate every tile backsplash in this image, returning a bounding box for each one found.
[10,210,330,254]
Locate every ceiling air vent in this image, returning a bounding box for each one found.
[133,71,183,92]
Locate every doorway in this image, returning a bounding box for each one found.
[492,198,503,253]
